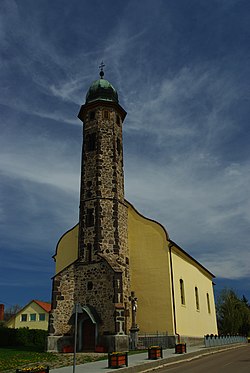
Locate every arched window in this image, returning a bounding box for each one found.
[86,133,96,152]
[87,281,93,290]
[195,287,200,310]
[86,208,94,227]
[206,293,211,313]
[180,279,185,305]
[89,110,95,120]
[117,138,121,155]
[86,243,92,262]
[103,110,109,119]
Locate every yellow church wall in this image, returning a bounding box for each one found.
[52,201,218,339]
[127,202,175,334]
[6,302,49,330]
[171,245,218,337]
[54,224,79,274]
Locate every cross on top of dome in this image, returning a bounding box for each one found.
[99,61,105,79]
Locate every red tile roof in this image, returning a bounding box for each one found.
[34,300,51,313]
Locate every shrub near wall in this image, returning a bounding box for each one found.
[32,329,48,348]
[0,326,17,347]
[16,327,31,346]
[0,327,47,350]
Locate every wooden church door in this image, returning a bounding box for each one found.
[82,318,95,350]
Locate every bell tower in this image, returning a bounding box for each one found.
[48,65,131,352]
[78,65,127,262]
[76,65,130,349]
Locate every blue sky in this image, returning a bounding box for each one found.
[1,0,250,309]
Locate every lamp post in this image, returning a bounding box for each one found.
[73,303,83,373]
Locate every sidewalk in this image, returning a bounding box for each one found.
[50,345,212,373]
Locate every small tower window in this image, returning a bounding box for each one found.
[180,279,185,305]
[117,138,121,155]
[89,111,95,120]
[86,133,96,152]
[206,293,211,314]
[195,287,200,310]
[86,208,94,227]
[87,281,93,290]
[116,115,120,124]
[103,110,109,119]
[86,243,92,262]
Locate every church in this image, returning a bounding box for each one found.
[47,67,218,352]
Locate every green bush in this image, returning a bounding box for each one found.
[0,326,17,346]
[30,329,48,349]
[0,326,47,349]
[16,327,31,346]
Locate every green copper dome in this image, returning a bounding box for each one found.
[85,78,119,104]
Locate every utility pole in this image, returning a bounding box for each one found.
[73,303,83,373]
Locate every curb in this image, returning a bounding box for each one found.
[113,343,248,373]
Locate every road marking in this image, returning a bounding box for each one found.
[223,361,233,366]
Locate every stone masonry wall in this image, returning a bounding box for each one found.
[79,106,126,258]
[77,103,131,334]
[49,264,75,336]
[50,259,116,336]
[74,260,116,335]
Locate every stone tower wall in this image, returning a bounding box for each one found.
[77,102,131,334]
[79,106,127,257]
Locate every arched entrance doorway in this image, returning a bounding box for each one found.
[78,306,99,351]
[82,318,95,350]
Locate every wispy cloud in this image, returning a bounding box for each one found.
[199,251,250,279]
[124,65,238,142]
[1,0,249,304]
[125,145,250,279]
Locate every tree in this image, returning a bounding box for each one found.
[4,304,22,321]
[242,295,249,306]
[239,295,250,336]
[216,289,250,336]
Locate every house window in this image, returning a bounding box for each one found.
[89,111,95,120]
[21,314,27,322]
[180,279,185,305]
[86,133,96,152]
[86,208,94,227]
[39,313,46,321]
[206,293,211,314]
[30,313,36,321]
[195,287,200,310]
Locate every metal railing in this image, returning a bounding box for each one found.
[204,335,247,347]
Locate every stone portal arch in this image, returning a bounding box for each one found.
[78,306,99,351]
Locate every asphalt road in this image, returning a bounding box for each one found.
[156,345,250,373]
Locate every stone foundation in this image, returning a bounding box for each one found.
[47,335,73,352]
[102,334,129,352]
